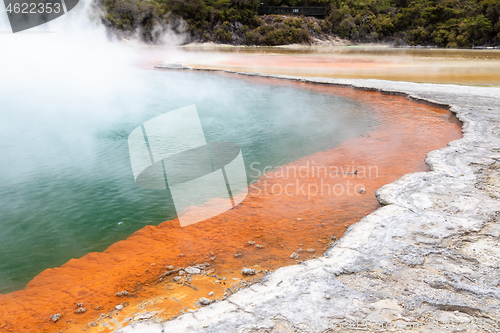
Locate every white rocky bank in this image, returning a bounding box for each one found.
[118,73,500,333]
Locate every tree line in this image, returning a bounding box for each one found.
[98,0,500,47]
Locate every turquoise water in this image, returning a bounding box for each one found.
[0,70,374,294]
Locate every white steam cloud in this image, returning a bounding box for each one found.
[0,0,189,182]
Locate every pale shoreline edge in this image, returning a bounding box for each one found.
[119,70,500,333]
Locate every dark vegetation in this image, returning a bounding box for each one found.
[99,0,500,47]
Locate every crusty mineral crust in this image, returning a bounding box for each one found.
[120,72,500,333]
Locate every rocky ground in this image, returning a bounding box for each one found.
[118,72,500,332]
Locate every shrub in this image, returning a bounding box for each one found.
[338,15,358,39]
[215,21,233,43]
[319,19,332,33]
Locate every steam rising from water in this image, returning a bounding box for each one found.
[0,0,187,184]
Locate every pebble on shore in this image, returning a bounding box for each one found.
[199,297,211,305]
[185,267,201,274]
[242,267,256,275]
[50,313,61,322]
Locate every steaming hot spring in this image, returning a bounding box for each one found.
[0,3,462,332]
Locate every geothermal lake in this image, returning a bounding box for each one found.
[0,3,490,330]
[0,70,374,294]
[0,48,465,331]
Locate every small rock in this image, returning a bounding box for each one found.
[178,270,186,276]
[203,323,208,328]
[76,303,84,307]
[134,312,154,321]
[76,308,87,314]
[88,321,98,327]
[325,294,331,300]
[297,248,304,253]
[208,291,214,296]
[94,305,103,310]
[166,265,174,270]
[50,313,61,322]
[199,297,211,306]
[115,291,129,297]
[290,252,300,260]
[242,267,256,275]
[234,253,242,258]
[173,276,182,282]
[255,244,264,249]
[115,304,124,311]
[179,253,184,257]
[296,218,303,221]
[185,267,201,274]
[358,187,366,194]
[247,241,255,245]
[306,248,316,253]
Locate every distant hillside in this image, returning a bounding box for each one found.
[98,0,500,47]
